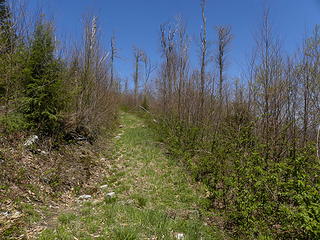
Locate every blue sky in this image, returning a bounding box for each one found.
[26,0,320,83]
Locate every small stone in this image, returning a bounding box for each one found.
[105,192,115,198]
[41,150,48,155]
[174,233,185,240]
[78,194,92,200]
[1,211,10,216]
[24,135,39,146]
[11,211,22,219]
[100,184,108,189]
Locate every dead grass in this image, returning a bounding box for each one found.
[0,127,115,239]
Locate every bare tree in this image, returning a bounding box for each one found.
[141,52,155,95]
[216,26,232,104]
[253,9,284,161]
[69,15,118,132]
[176,18,189,120]
[199,0,208,118]
[159,22,177,113]
[110,32,118,89]
[133,46,144,104]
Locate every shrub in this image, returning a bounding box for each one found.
[21,19,64,134]
[0,112,30,133]
[152,113,320,239]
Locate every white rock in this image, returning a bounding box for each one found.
[100,184,108,189]
[175,233,185,240]
[1,211,10,216]
[78,194,92,200]
[0,211,22,218]
[11,211,22,219]
[41,150,48,155]
[105,192,115,198]
[24,135,39,146]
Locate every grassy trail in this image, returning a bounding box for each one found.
[39,112,224,240]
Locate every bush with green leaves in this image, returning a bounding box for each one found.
[0,0,19,102]
[0,112,30,133]
[21,19,64,134]
[151,112,320,239]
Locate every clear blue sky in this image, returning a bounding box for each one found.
[26,0,320,83]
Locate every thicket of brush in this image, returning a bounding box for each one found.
[0,0,118,142]
[146,3,320,239]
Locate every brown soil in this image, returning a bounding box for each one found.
[0,131,114,239]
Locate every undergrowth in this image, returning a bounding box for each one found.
[149,113,320,239]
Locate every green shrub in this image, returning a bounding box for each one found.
[151,113,320,239]
[21,19,64,135]
[0,112,30,133]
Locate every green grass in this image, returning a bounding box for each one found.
[38,112,224,240]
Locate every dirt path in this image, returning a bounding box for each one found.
[38,112,225,240]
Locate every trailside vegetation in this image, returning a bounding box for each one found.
[147,4,320,240]
[0,1,118,140]
[0,2,119,237]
